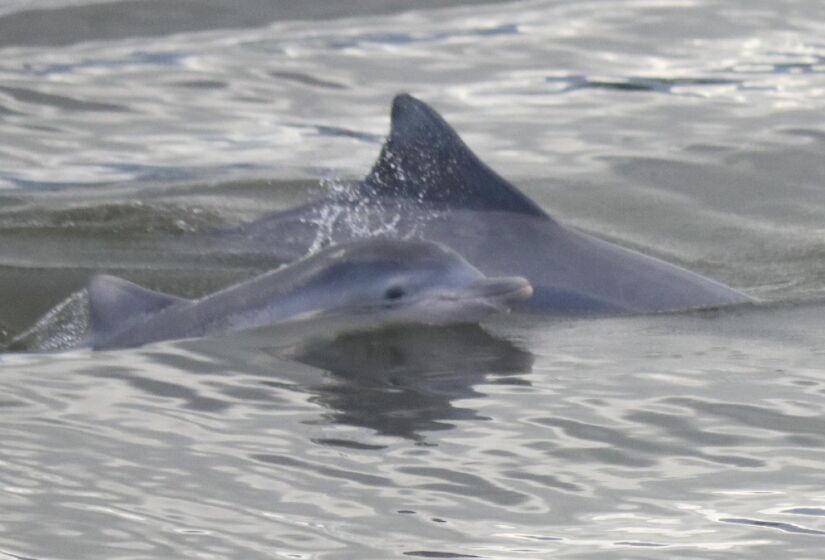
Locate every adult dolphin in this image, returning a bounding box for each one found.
[214,94,751,314]
[83,238,532,350]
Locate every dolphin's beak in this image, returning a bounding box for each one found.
[462,276,533,307]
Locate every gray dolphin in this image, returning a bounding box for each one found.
[85,238,532,350]
[212,94,752,314]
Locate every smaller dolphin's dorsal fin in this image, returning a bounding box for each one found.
[363,93,549,218]
[87,275,188,339]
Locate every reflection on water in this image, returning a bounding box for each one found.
[290,324,533,440]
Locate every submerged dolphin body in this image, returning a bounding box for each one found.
[217,94,751,314]
[85,238,532,350]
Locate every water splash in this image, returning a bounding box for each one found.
[299,175,431,255]
[7,290,89,352]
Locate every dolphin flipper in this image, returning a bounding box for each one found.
[363,94,548,218]
[87,275,188,340]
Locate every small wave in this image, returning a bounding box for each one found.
[0,201,227,235]
[545,74,744,95]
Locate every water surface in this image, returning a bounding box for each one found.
[1,0,825,558]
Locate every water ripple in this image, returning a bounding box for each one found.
[2,0,825,558]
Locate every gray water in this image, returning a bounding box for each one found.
[1,0,825,558]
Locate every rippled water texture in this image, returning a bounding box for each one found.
[1,0,825,558]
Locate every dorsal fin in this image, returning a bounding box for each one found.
[362,93,549,218]
[87,275,187,339]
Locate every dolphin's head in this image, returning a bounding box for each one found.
[302,239,533,324]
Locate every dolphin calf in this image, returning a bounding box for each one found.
[212,94,751,314]
[84,238,532,350]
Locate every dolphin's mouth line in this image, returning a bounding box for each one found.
[441,277,534,304]
[440,286,531,302]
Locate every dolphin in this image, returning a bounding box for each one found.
[210,94,752,314]
[83,238,532,350]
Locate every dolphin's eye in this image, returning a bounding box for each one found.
[384,286,405,300]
